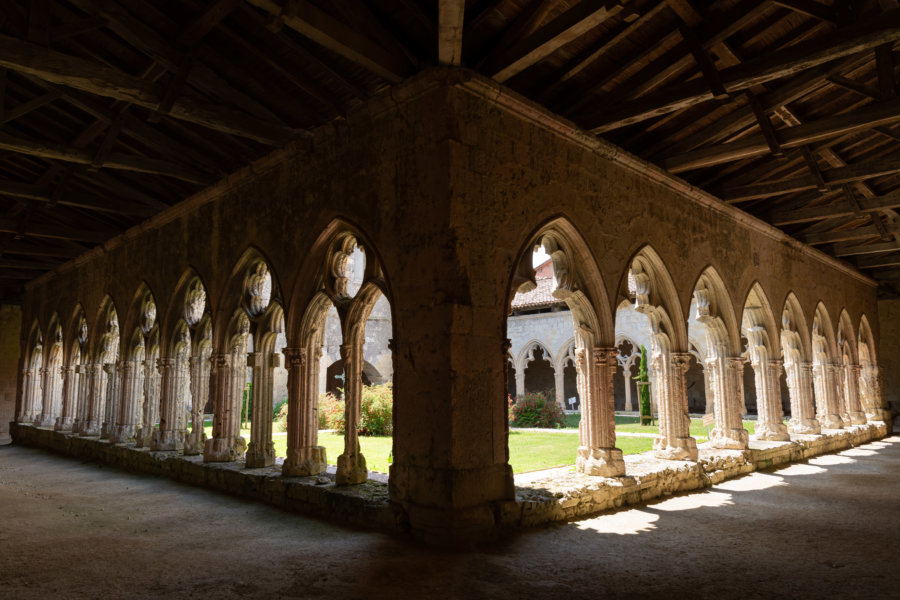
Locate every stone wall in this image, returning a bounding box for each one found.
[877,298,900,417]
[0,304,22,444]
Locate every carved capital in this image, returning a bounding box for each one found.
[210,353,232,369]
[282,347,306,368]
[157,357,176,370]
[671,352,693,373]
[593,347,618,367]
[246,351,263,369]
[339,343,353,362]
[726,357,744,372]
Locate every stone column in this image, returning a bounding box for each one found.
[753,359,790,441]
[37,366,59,428]
[282,347,328,476]
[553,364,565,410]
[821,364,845,429]
[183,355,209,455]
[246,351,277,468]
[843,364,867,425]
[871,368,892,424]
[100,363,119,439]
[623,363,633,412]
[576,348,624,476]
[136,358,161,448]
[708,356,749,450]
[786,362,820,434]
[71,365,87,433]
[82,363,105,436]
[652,351,698,461]
[151,358,181,450]
[109,361,139,443]
[514,368,525,399]
[203,353,246,462]
[56,365,76,431]
[16,368,38,423]
[336,342,367,484]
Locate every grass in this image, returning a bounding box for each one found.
[508,431,654,473]
[566,413,766,438]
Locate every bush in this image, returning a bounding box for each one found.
[275,399,290,431]
[510,390,566,428]
[273,398,288,421]
[316,383,393,436]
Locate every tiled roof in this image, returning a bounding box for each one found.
[511,276,565,310]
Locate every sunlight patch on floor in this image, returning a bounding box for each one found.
[775,463,826,476]
[839,448,876,457]
[713,473,785,492]
[809,454,856,466]
[652,490,733,512]
[575,509,659,535]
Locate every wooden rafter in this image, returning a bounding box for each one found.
[0,179,155,217]
[770,190,900,225]
[438,0,466,66]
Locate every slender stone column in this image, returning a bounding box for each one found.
[871,368,892,423]
[151,358,179,450]
[203,353,246,462]
[282,347,328,476]
[514,368,525,398]
[37,366,60,428]
[110,361,139,443]
[336,343,367,484]
[652,351,698,461]
[56,365,76,431]
[246,351,277,468]
[843,364,867,425]
[708,356,749,450]
[623,363,633,412]
[16,368,39,423]
[821,364,845,429]
[183,355,209,455]
[82,363,105,436]
[753,359,790,441]
[786,362,821,434]
[100,363,119,439]
[576,348,624,476]
[72,365,87,433]
[553,364,565,410]
[703,365,713,415]
[136,358,161,448]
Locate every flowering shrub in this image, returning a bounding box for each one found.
[316,383,393,436]
[510,390,566,428]
[275,400,290,430]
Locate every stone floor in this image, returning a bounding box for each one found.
[1,428,898,599]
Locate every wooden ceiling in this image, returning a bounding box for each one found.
[3,0,900,302]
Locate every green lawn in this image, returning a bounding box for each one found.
[565,413,764,437]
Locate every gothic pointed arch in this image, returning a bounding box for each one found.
[690,266,742,357]
[781,292,812,363]
[620,244,686,352]
[837,309,859,366]
[812,302,844,429]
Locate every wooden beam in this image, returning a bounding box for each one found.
[0,131,216,185]
[834,240,900,256]
[827,74,881,99]
[771,0,837,23]
[0,34,298,145]
[747,92,784,157]
[478,0,556,68]
[0,219,114,244]
[675,16,727,99]
[770,190,900,224]
[0,270,47,280]
[0,256,61,270]
[722,154,900,201]
[584,10,900,132]
[245,0,411,83]
[801,224,889,245]
[49,15,108,42]
[876,43,896,98]
[0,180,156,218]
[0,89,62,123]
[855,252,900,269]
[802,146,828,191]
[0,239,85,259]
[438,0,466,66]
[664,99,900,172]
[481,0,625,82]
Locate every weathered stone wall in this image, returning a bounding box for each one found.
[16,69,881,539]
[0,304,22,444]
[877,298,900,416]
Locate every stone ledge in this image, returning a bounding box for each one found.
[10,421,889,537]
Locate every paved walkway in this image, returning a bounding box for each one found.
[1,431,898,599]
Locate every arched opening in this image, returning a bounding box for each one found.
[741,283,789,441]
[110,286,157,444]
[522,343,554,398]
[36,317,64,429]
[837,310,866,425]
[684,347,705,415]
[17,320,43,424]
[69,309,89,433]
[689,268,748,450]
[781,294,820,434]
[812,303,844,430]
[83,298,118,438]
[857,315,887,421]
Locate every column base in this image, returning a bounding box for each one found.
[245,441,276,468]
[848,411,867,425]
[282,446,328,477]
[754,422,790,442]
[788,417,821,435]
[151,429,185,452]
[108,425,135,444]
[202,435,246,462]
[866,408,892,423]
[37,415,56,428]
[710,427,750,450]
[653,436,698,461]
[336,451,368,485]
[576,446,625,477]
[182,431,207,456]
[80,420,101,437]
[820,414,845,429]
[54,416,74,432]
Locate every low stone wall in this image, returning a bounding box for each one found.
[10,421,889,537]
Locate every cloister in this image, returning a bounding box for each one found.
[2,1,900,553]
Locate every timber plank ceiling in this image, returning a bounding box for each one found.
[3,0,900,301]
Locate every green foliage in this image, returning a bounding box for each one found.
[316,383,394,436]
[275,400,290,430]
[273,398,288,421]
[510,390,567,429]
[634,345,653,424]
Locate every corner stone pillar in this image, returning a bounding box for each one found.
[183,355,209,455]
[282,347,327,477]
[246,351,277,468]
[100,363,119,439]
[843,364,867,425]
[82,363,105,436]
[16,368,38,423]
[37,367,58,428]
[553,364,565,410]
[336,343,367,485]
[203,353,246,462]
[152,358,185,450]
[55,365,77,431]
[576,348,624,476]
[754,360,790,441]
[109,361,139,443]
[652,351,698,461]
[514,369,525,399]
[623,362,633,412]
[708,356,749,450]
[136,359,161,448]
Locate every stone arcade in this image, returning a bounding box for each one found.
[7,70,894,541]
